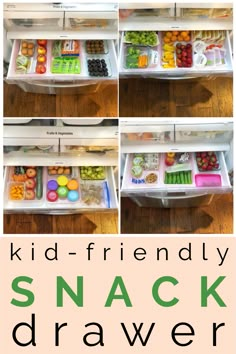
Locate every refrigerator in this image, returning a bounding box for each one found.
[4,2,118,95]
[120,118,233,208]
[119,2,233,79]
[4,119,118,214]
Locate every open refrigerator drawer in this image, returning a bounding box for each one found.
[121,151,232,197]
[119,30,233,78]
[4,165,118,214]
[7,38,117,81]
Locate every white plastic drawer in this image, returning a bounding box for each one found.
[119,30,233,78]
[7,39,118,81]
[4,166,118,213]
[121,152,232,196]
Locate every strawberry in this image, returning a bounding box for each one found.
[202,158,208,164]
[201,152,207,158]
[210,156,217,163]
[214,163,219,169]
[207,165,213,170]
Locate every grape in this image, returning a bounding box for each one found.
[125,31,157,46]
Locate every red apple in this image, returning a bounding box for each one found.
[37,54,46,64]
[36,64,46,74]
[37,46,47,55]
[26,168,37,178]
[25,179,36,189]
[25,190,35,200]
[37,40,47,47]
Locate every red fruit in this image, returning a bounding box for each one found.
[176,43,182,49]
[196,152,201,157]
[207,165,213,171]
[201,164,208,170]
[207,152,213,156]
[177,54,182,59]
[215,163,219,169]
[177,63,182,67]
[26,168,37,178]
[36,64,46,74]
[37,40,47,47]
[25,190,35,200]
[210,156,217,163]
[186,43,192,49]
[201,157,208,164]
[25,179,36,189]
[181,45,185,50]
[176,49,182,55]
[201,152,207,158]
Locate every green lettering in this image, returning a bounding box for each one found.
[11,276,34,307]
[57,276,83,307]
[152,276,179,307]
[105,276,132,307]
[201,276,226,307]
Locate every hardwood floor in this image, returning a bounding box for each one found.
[121,194,233,234]
[4,82,118,117]
[4,212,118,234]
[119,77,233,117]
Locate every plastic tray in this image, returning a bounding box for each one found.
[126,153,160,186]
[86,40,109,54]
[51,57,81,74]
[86,56,112,77]
[195,152,221,172]
[195,174,222,187]
[80,180,110,208]
[8,182,25,201]
[80,166,106,180]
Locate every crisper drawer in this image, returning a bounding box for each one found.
[7,39,118,81]
[119,30,233,78]
[121,152,232,197]
[4,166,118,213]
[4,12,64,32]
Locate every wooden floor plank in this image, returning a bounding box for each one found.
[121,194,233,234]
[4,82,117,118]
[4,213,118,234]
[119,77,232,117]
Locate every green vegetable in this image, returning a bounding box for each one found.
[125,31,157,46]
[176,174,180,184]
[180,172,184,184]
[172,173,176,184]
[36,167,43,199]
[188,171,192,184]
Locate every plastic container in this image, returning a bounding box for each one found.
[195,174,222,187]
[46,172,80,203]
[195,152,221,172]
[8,182,25,201]
[124,45,151,69]
[47,166,72,176]
[80,181,110,208]
[87,57,111,77]
[80,166,106,180]
[51,57,81,74]
[124,31,159,47]
[86,40,108,54]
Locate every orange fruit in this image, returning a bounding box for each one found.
[181,31,188,37]
[173,31,179,36]
[67,179,79,190]
[164,37,170,43]
[185,35,191,42]
[171,35,177,42]
[177,35,184,41]
[166,32,172,39]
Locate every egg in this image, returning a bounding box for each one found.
[68,190,79,202]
